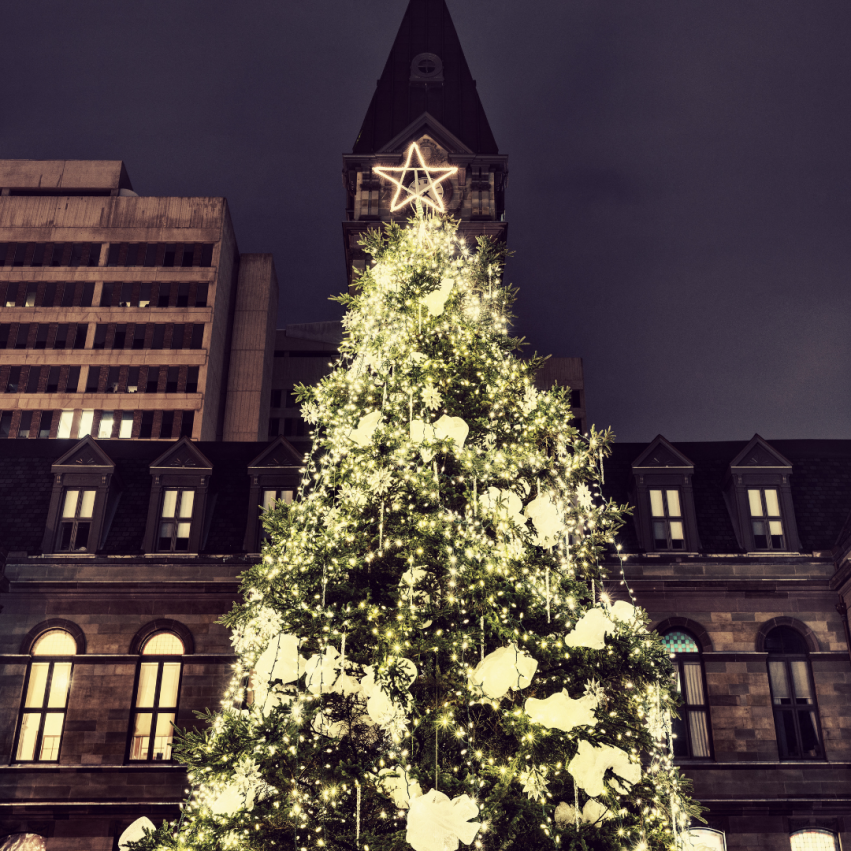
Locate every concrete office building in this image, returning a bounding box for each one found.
[0,160,276,443]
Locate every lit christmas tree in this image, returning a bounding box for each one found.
[131,194,701,851]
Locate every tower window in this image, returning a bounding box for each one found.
[650,489,685,550]
[158,489,194,551]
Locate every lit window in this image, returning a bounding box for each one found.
[98,411,114,438]
[748,488,785,549]
[789,830,839,851]
[684,829,726,851]
[56,489,96,551]
[119,412,134,439]
[57,411,74,439]
[14,630,76,762]
[78,410,94,438]
[766,626,823,759]
[650,489,685,550]
[129,632,183,761]
[662,629,711,759]
[158,489,194,551]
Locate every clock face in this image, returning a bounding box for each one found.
[408,175,444,204]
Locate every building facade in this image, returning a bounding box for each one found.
[0,160,277,443]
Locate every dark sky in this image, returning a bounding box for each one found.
[3,1,851,442]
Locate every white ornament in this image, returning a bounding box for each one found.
[304,647,342,695]
[433,414,469,453]
[524,492,564,547]
[608,599,640,625]
[255,633,305,687]
[564,608,614,650]
[481,487,525,529]
[377,765,423,809]
[422,277,455,317]
[350,411,382,447]
[554,799,611,826]
[406,789,481,851]
[468,643,537,700]
[360,660,417,731]
[524,689,598,732]
[575,483,593,509]
[118,818,156,851]
[409,352,427,364]
[567,740,641,798]
[210,783,255,817]
[422,383,442,410]
[520,765,549,801]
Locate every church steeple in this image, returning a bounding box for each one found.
[342,0,508,285]
[352,0,499,156]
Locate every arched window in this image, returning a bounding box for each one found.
[13,629,76,762]
[128,631,184,761]
[684,828,726,851]
[0,835,47,851]
[661,629,712,759]
[789,830,840,851]
[765,626,823,759]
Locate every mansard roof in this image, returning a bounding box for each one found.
[352,0,499,155]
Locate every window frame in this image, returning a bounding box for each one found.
[126,634,184,763]
[649,488,686,551]
[55,487,98,552]
[662,628,714,761]
[765,628,825,761]
[12,631,77,764]
[747,487,785,550]
[156,487,196,552]
[789,830,840,851]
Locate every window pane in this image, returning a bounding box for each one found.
[16,713,41,760]
[142,632,184,655]
[790,660,813,702]
[74,523,90,550]
[25,664,50,707]
[790,831,839,851]
[57,411,73,438]
[748,490,763,516]
[159,663,181,706]
[768,660,790,703]
[158,522,174,550]
[685,830,726,851]
[661,630,699,654]
[777,709,799,758]
[671,713,689,757]
[798,710,821,756]
[47,663,72,708]
[752,519,767,548]
[682,662,705,704]
[120,412,133,438]
[78,410,93,437]
[79,490,96,519]
[136,663,158,707]
[688,710,710,757]
[130,712,152,759]
[33,629,77,656]
[653,520,667,548]
[263,490,277,510]
[649,490,664,517]
[58,522,73,551]
[152,712,175,760]
[669,520,684,543]
[98,411,114,438]
[764,489,780,515]
[175,522,191,550]
[39,713,64,760]
[178,490,194,518]
[62,490,79,518]
[666,490,681,517]
[161,490,177,518]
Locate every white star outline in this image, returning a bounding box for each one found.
[374,142,458,213]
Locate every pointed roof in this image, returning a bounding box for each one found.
[729,434,793,471]
[631,435,695,471]
[52,435,115,474]
[352,0,499,155]
[247,437,304,472]
[149,437,213,474]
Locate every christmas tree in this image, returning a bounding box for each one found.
[132,206,700,851]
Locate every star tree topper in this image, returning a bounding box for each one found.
[374,142,457,212]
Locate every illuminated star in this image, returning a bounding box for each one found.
[374,143,457,213]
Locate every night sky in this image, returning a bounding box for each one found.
[4,1,851,442]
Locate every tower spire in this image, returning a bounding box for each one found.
[352,0,499,156]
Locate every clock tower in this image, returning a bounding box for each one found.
[342,0,508,285]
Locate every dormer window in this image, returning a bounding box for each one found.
[244,437,303,553]
[57,489,96,551]
[725,435,800,553]
[158,489,195,552]
[748,488,784,549]
[41,437,120,555]
[650,489,685,550]
[631,436,701,554]
[142,437,213,555]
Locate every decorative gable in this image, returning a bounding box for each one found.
[378,117,473,157]
[243,438,304,553]
[630,435,701,554]
[41,437,120,554]
[150,437,212,474]
[724,435,800,553]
